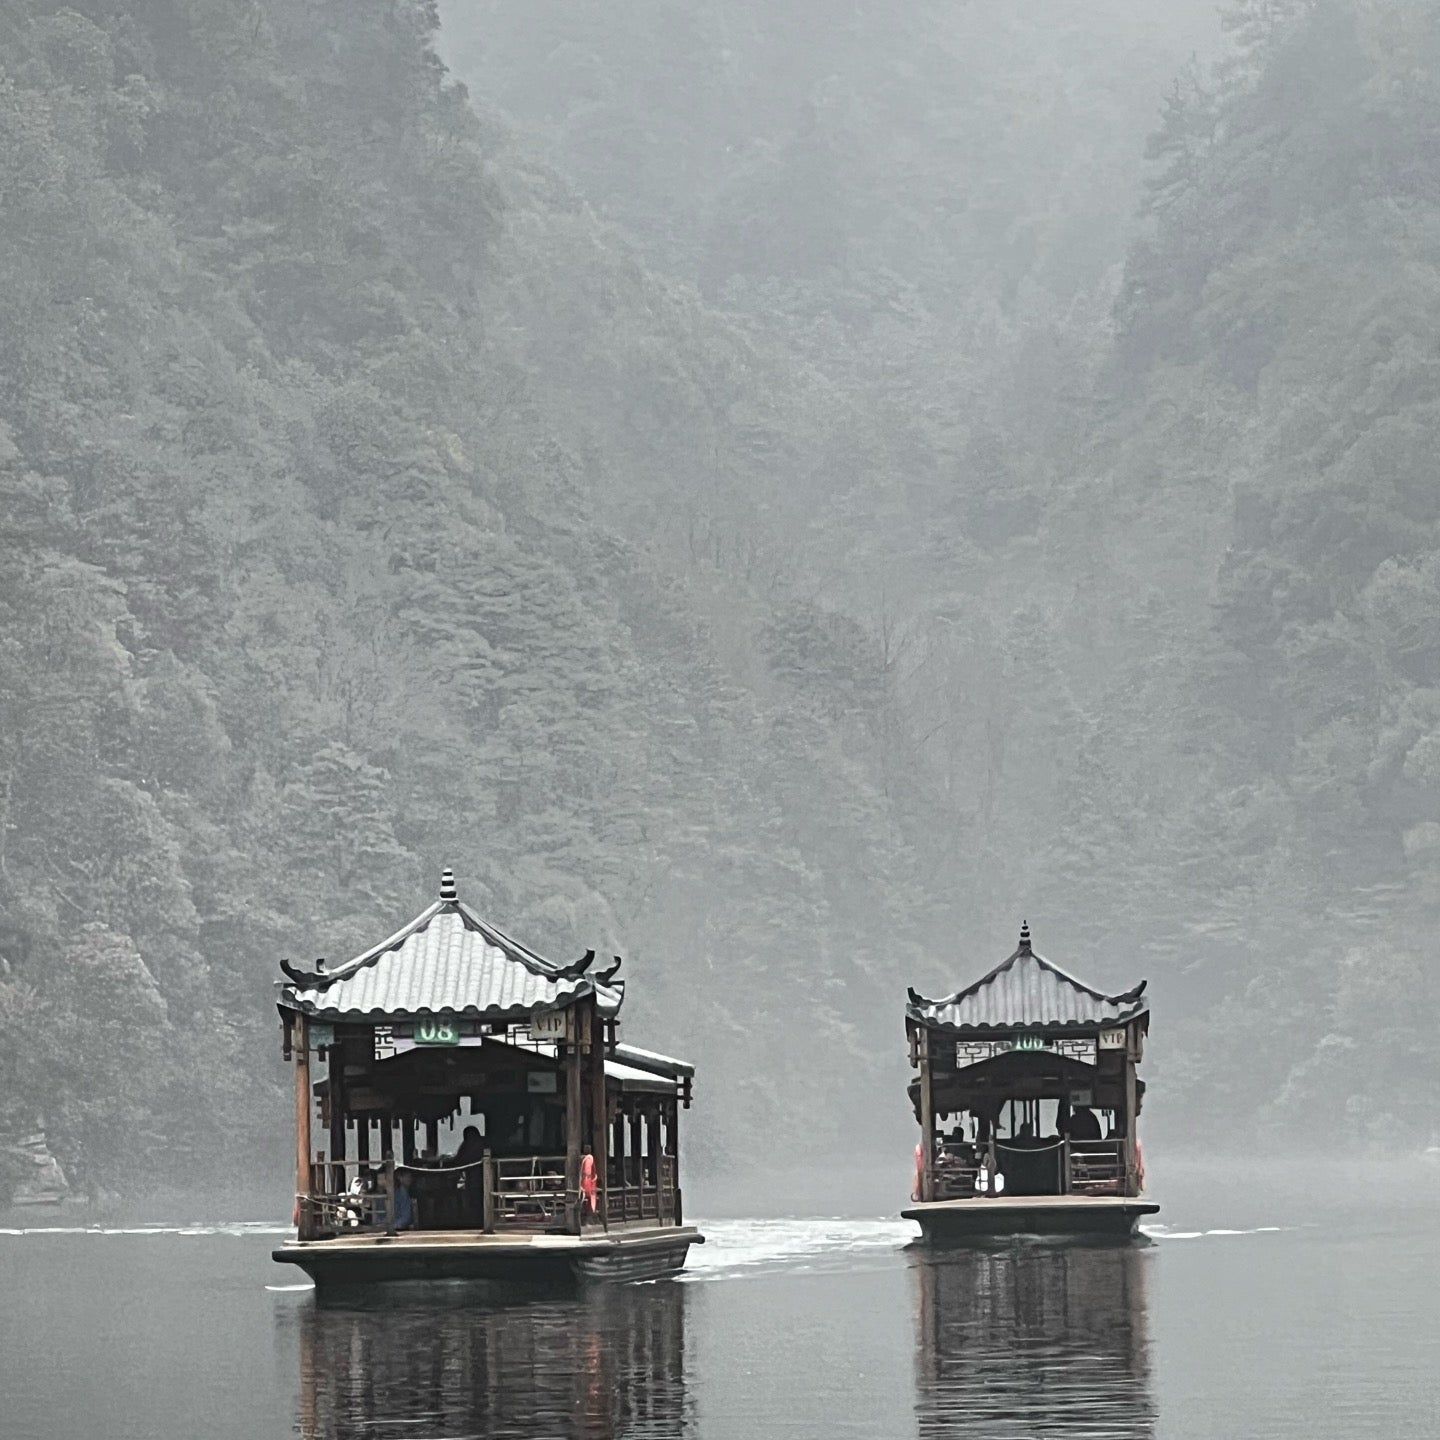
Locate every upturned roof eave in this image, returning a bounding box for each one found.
[906,1003,1150,1037]
[611,1041,696,1079]
[275,980,622,1025]
[294,899,599,992]
[273,870,626,1024]
[907,945,1147,1014]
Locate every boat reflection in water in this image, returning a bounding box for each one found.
[284,1281,690,1440]
[912,1241,1155,1439]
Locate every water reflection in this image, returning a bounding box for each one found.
[912,1242,1155,1439]
[283,1281,690,1439]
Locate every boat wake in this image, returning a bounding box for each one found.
[678,1217,914,1282]
[1143,1223,1291,1241]
[0,1221,292,1237]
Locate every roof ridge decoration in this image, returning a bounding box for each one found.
[906,924,1148,1034]
[275,869,626,1023]
[287,871,618,991]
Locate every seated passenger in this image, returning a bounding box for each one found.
[343,1166,374,1227]
[976,1156,1005,1195]
[449,1125,485,1165]
[945,1138,975,1167]
[1067,1107,1102,1141]
[393,1170,417,1232]
[449,1126,487,1223]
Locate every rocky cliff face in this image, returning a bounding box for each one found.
[1,1128,70,1207]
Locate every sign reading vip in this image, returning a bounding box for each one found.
[531,1008,569,1041]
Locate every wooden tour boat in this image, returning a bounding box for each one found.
[903,923,1157,1240]
[273,869,702,1288]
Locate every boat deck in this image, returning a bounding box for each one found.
[274,1222,703,1287]
[903,1195,1158,1239]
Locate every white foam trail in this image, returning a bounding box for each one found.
[680,1217,912,1281]
[0,1222,291,1237]
[1145,1224,1293,1241]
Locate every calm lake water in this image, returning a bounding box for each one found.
[1,1172,1437,1438]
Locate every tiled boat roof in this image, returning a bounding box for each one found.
[907,924,1147,1034]
[277,871,623,1023]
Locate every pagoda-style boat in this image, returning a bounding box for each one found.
[273,869,702,1288]
[903,924,1157,1239]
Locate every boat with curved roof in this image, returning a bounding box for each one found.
[902,923,1157,1239]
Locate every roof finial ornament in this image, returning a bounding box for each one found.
[1018,920,1031,953]
[439,867,457,902]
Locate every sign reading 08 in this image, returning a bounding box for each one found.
[415,1018,461,1046]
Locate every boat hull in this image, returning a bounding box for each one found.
[272,1225,702,1290]
[903,1196,1158,1240]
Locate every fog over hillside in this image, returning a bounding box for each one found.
[1,0,1437,1205]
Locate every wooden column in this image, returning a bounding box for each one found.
[917,1026,935,1203]
[637,1108,649,1215]
[382,1155,397,1236]
[1058,1089,1071,1194]
[1123,1026,1139,1196]
[565,1009,583,1234]
[327,1039,347,1193]
[294,1015,312,1237]
[661,1101,676,1222]
[589,1002,609,1229]
[670,1099,682,1225]
[482,1150,496,1233]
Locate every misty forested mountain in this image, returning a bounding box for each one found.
[1,0,1436,1200]
[0,0,926,1195]
[445,0,1440,1146]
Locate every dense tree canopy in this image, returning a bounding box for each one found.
[0,0,927,1194]
[1,0,1437,1200]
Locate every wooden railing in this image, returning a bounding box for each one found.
[490,1155,568,1228]
[606,1154,679,1224]
[301,1158,396,1239]
[1066,1140,1126,1195]
[298,1150,684,1237]
[933,1155,983,1200]
[923,1138,1130,1200]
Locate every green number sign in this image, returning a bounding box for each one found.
[415,1019,460,1046]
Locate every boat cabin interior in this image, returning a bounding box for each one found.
[906,924,1150,1204]
[278,870,694,1241]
